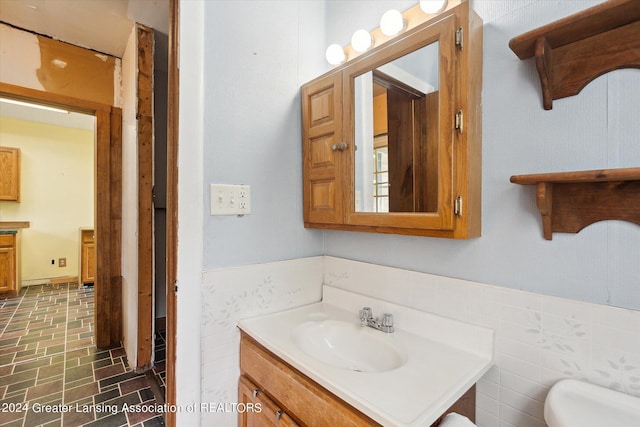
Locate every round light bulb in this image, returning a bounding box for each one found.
[380,9,405,36]
[351,29,373,53]
[419,0,447,14]
[325,44,346,65]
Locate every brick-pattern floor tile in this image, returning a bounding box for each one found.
[1,283,165,427]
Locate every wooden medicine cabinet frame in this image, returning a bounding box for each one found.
[301,0,483,238]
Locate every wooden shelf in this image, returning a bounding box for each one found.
[510,168,640,240]
[509,0,640,110]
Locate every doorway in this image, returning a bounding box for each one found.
[0,83,123,349]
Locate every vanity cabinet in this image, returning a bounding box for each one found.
[0,233,18,296]
[80,229,95,285]
[0,146,21,202]
[239,332,476,427]
[240,333,380,427]
[301,1,482,238]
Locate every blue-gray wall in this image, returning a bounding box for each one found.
[323,0,640,310]
[202,0,326,268]
[201,0,640,310]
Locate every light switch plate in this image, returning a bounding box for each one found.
[210,184,251,215]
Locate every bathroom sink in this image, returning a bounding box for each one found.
[292,320,407,372]
[544,379,640,427]
[237,285,494,426]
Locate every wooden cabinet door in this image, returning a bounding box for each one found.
[302,71,346,226]
[82,242,95,283]
[0,146,21,202]
[0,235,16,294]
[238,375,298,427]
[81,230,95,284]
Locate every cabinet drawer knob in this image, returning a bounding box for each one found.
[275,410,282,420]
[253,389,259,398]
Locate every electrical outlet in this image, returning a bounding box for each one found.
[237,185,251,214]
[58,258,66,268]
[210,184,251,215]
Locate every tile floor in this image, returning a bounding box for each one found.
[0,283,165,427]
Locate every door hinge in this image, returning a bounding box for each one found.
[455,110,464,132]
[455,27,464,50]
[174,282,178,293]
[454,195,463,216]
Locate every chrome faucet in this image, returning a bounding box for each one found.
[359,307,394,333]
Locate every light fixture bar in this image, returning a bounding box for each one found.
[326,0,459,65]
[0,97,70,114]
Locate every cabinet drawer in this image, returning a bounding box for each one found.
[238,375,298,427]
[0,234,15,248]
[240,334,379,427]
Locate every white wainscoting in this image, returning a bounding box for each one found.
[200,256,640,427]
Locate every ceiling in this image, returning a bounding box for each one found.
[0,100,95,130]
[0,0,169,129]
[0,0,168,58]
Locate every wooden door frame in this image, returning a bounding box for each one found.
[0,82,123,348]
[165,0,179,425]
[136,23,154,371]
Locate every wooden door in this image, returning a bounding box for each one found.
[302,71,345,225]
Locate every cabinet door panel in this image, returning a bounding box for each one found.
[0,146,21,202]
[0,246,16,294]
[302,72,345,225]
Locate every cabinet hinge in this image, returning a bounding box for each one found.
[454,195,463,216]
[174,281,178,293]
[455,27,464,50]
[455,110,464,132]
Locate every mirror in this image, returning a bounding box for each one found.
[354,41,439,213]
[301,1,482,238]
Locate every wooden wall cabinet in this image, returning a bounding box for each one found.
[80,229,95,285]
[0,233,19,296]
[301,1,482,238]
[0,146,21,202]
[239,333,475,427]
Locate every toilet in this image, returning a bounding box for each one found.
[438,413,477,427]
[544,379,640,427]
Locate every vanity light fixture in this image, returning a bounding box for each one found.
[380,9,406,36]
[324,1,452,65]
[419,0,448,14]
[0,97,69,114]
[351,29,374,53]
[325,43,346,65]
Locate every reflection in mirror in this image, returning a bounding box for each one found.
[354,41,439,213]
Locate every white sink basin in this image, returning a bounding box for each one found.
[545,379,640,427]
[292,320,407,372]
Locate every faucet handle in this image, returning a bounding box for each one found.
[382,313,394,327]
[359,307,372,320]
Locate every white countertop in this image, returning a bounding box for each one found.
[238,285,494,427]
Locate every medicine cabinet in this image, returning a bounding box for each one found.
[301,0,483,238]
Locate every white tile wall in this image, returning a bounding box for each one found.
[200,256,640,426]
[200,256,323,426]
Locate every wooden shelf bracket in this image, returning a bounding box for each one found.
[509,0,640,110]
[510,168,640,240]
